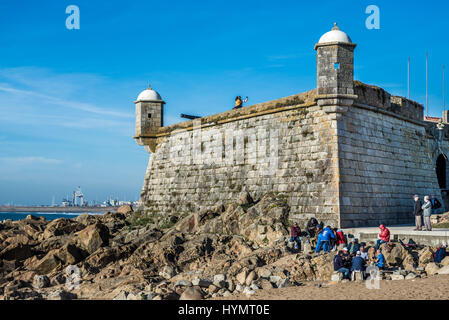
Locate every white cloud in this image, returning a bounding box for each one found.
[0,84,132,119]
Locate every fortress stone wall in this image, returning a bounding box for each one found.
[139,90,342,227]
[338,85,443,227]
[133,24,448,228]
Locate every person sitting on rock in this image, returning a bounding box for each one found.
[342,247,352,268]
[330,228,339,251]
[315,228,324,254]
[290,222,302,251]
[434,244,447,263]
[375,224,390,249]
[359,246,369,261]
[317,221,324,230]
[351,251,366,274]
[348,238,361,256]
[375,248,385,270]
[306,217,319,238]
[320,225,335,253]
[334,250,350,279]
[233,96,248,109]
[336,228,347,247]
[430,194,442,213]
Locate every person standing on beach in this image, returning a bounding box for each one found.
[422,196,433,231]
[413,194,423,231]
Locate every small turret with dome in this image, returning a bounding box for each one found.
[133,83,165,152]
[314,23,357,97]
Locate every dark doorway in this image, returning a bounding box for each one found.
[436,154,446,189]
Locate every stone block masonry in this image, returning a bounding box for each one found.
[141,90,341,227]
[338,102,442,227]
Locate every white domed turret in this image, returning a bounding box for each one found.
[136,84,163,102]
[314,23,357,97]
[134,84,165,149]
[318,23,352,44]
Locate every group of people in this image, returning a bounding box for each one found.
[290,219,391,281]
[333,247,385,280]
[290,218,385,254]
[289,199,446,281]
[413,194,441,231]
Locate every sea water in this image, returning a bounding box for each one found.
[0,212,102,221]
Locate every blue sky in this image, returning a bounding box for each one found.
[0,0,448,205]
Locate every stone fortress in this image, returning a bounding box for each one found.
[132,23,449,228]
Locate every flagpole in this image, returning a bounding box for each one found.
[408,57,410,99]
[426,52,429,117]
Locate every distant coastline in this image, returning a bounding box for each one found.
[0,206,119,213]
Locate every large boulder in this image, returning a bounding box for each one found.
[42,218,84,239]
[174,193,290,247]
[30,250,62,274]
[100,212,127,233]
[117,205,133,215]
[418,247,435,266]
[441,256,449,267]
[47,289,77,300]
[312,252,337,280]
[381,243,409,267]
[75,223,109,254]
[74,214,99,227]
[54,244,87,265]
[20,222,44,240]
[425,262,440,276]
[0,243,34,261]
[179,287,204,300]
[437,265,449,275]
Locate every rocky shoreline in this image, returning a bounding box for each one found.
[0,192,448,300]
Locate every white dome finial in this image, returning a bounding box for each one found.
[318,23,352,44]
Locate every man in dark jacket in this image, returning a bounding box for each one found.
[306,218,319,238]
[413,195,423,231]
[351,251,366,272]
[334,250,350,279]
[290,222,302,250]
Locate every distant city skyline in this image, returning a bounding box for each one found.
[1,0,448,205]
